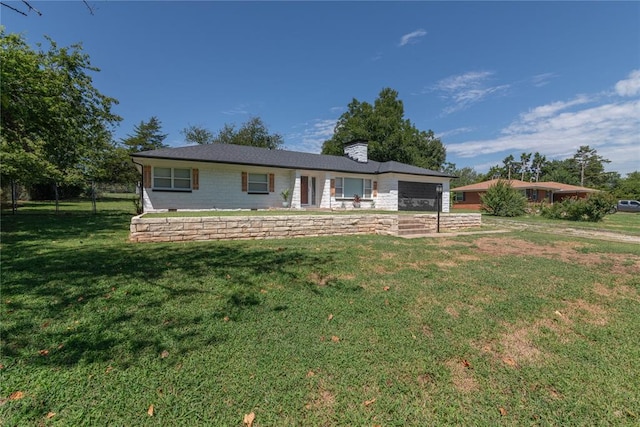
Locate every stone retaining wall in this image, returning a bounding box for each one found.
[129,213,481,243]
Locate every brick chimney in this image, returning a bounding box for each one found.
[343,139,368,163]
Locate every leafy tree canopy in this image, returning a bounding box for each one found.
[213,117,283,149]
[181,124,214,145]
[321,88,446,170]
[483,146,612,190]
[0,29,121,198]
[180,117,283,149]
[121,116,168,152]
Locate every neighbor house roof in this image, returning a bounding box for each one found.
[451,179,598,193]
[131,143,453,178]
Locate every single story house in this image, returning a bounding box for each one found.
[130,140,454,213]
[451,179,599,210]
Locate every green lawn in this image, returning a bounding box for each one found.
[2,201,639,425]
[483,211,640,236]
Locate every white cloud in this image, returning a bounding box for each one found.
[447,99,640,174]
[222,103,250,115]
[435,127,475,139]
[285,118,337,153]
[615,69,640,96]
[431,71,510,114]
[399,29,427,47]
[531,72,557,87]
[513,94,592,128]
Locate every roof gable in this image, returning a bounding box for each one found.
[131,143,453,178]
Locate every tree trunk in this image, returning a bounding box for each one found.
[91,180,97,214]
[54,183,59,214]
[11,180,17,214]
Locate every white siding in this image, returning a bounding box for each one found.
[138,159,451,212]
[141,160,295,211]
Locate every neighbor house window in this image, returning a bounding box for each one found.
[153,167,191,190]
[454,192,465,202]
[334,177,372,198]
[248,173,268,194]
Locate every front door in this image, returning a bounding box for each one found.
[300,176,316,206]
[301,176,309,205]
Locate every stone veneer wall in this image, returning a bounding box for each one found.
[129,213,481,243]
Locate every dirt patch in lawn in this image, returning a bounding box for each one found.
[473,237,640,275]
[478,297,611,367]
[593,282,640,302]
[445,359,479,393]
[305,377,335,413]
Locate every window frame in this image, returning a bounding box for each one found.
[153,167,192,191]
[247,173,269,194]
[334,177,373,199]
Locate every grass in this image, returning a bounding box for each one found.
[483,211,640,236]
[1,200,639,425]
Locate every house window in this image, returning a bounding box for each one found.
[153,167,191,190]
[454,192,465,202]
[248,173,268,194]
[334,177,372,199]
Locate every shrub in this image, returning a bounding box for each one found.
[480,180,527,217]
[541,192,615,222]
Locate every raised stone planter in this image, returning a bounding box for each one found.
[129,213,481,243]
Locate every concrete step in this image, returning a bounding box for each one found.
[397,227,434,236]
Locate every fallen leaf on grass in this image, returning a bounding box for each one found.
[363,398,377,406]
[41,321,51,328]
[9,391,24,401]
[45,412,56,419]
[38,349,49,356]
[223,316,230,322]
[331,336,340,343]
[306,371,315,377]
[462,359,472,369]
[327,314,334,321]
[502,357,517,367]
[105,366,113,374]
[147,404,154,416]
[243,412,255,427]
[160,350,169,358]
[499,407,507,416]
[383,286,390,291]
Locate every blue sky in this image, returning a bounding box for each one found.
[3,1,639,175]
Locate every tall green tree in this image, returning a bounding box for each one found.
[321,88,446,170]
[211,117,283,149]
[519,152,531,181]
[442,162,482,188]
[613,171,640,200]
[570,145,610,187]
[1,30,121,211]
[181,124,214,145]
[121,116,168,152]
[530,152,547,182]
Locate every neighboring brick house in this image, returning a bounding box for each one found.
[451,179,599,210]
[130,140,454,213]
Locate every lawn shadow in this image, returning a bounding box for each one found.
[1,211,335,367]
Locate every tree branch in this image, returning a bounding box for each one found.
[83,0,95,15]
[21,0,42,15]
[1,2,27,16]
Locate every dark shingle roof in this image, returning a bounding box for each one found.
[131,143,453,178]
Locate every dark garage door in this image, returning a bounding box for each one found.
[398,181,438,211]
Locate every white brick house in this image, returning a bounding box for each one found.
[130,140,453,213]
